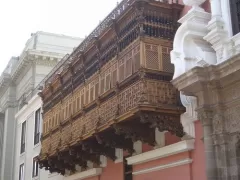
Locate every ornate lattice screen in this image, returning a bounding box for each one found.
[145,44,160,70]
[161,47,174,73]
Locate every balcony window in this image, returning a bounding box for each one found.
[32,157,39,177]
[19,163,24,180]
[230,0,240,35]
[34,109,41,145]
[20,121,26,154]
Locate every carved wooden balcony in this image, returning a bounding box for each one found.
[38,0,184,175]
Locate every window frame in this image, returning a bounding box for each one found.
[230,0,240,35]
[32,157,39,178]
[19,163,24,180]
[20,121,26,154]
[34,108,41,145]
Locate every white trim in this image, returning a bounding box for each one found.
[126,140,194,165]
[64,168,102,180]
[115,148,123,163]
[132,158,193,175]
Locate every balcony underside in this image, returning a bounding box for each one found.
[39,108,184,175]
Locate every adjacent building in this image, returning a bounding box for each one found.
[0,31,82,180]
[171,0,240,180]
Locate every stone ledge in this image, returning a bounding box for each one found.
[126,139,194,165]
[64,168,102,180]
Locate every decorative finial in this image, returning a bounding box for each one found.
[183,0,206,11]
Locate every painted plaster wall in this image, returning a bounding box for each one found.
[99,160,124,180]
[191,121,207,180]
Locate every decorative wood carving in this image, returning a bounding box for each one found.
[38,0,184,173]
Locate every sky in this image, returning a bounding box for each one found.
[0,0,119,74]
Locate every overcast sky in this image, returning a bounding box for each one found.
[0,0,119,74]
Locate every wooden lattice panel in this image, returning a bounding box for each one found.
[133,45,140,73]
[99,96,118,125]
[145,44,160,70]
[146,80,178,105]
[51,131,60,152]
[125,51,133,78]
[119,81,141,114]
[112,63,118,87]
[118,58,125,82]
[162,47,174,73]
[41,136,50,155]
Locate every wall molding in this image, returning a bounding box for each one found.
[126,139,194,165]
[64,168,102,180]
[132,158,193,175]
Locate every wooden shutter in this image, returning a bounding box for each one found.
[105,70,111,91]
[100,75,105,94]
[85,86,89,105]
[95,81,99,99]
[112,64,117,86]
[125,57,132,78]
[80,89,85,108]
[145,44,160,70]
[119,59,125,82]
[90,82,95,102]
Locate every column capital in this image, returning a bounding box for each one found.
[197,109,213,126]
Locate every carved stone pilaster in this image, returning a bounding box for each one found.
[197,109,218,180]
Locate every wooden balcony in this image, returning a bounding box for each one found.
[38,0,184,175]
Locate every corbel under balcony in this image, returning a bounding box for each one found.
[64,168,102,180]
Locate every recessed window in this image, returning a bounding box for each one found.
[34,108,41,145]
[32,157,39,178]
[19,163,24,180]
[20,121,26,154]
[230,0,240,35]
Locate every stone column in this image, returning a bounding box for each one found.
[1,107,16,180]
[210,0,222,18]
[198,109,218,180]
[204,0,228,62]
[0,113,4,176]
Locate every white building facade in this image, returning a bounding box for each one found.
[0,31,82,180]
[171,0,240,180]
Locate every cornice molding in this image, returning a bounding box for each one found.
[11,50,65,81]
[15,94,41,119]
[171,53,240,94]
[64,168,102,180]
[126,139,195,165]
[132,158,193,175]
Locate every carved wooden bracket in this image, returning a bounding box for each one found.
[95,132,135,154]
[138,111,185,137]
[113,122,156,146]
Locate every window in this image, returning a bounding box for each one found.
[34,109,41,145]
[32,158,39,177]
[20,121,26,154]
[230,0,240,35]
[19,163,24,180]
